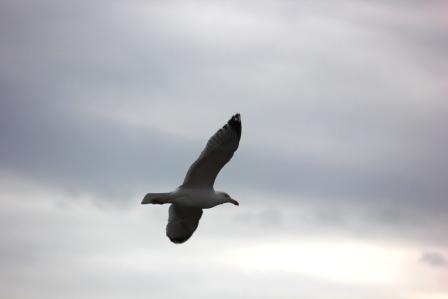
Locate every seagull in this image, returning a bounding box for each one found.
[141,113,242,243]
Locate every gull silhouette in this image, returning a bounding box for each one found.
[142,113,242,243]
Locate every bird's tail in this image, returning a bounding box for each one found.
[141,193,174,205]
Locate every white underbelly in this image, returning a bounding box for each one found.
[174,189,217,209]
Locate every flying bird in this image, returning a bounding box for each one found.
[141,113,242,243]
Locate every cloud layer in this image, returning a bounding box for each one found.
[1,1,448,298]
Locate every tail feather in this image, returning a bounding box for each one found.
[141,193,173,205]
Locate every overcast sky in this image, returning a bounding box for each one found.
[1,1,448,298]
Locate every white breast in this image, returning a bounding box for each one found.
[174,188,219,209]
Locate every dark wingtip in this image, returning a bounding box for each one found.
[169,236,190,244]
[228,113,241,140]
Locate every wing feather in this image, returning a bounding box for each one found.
[166,204,203,244]
[181,113,241,188]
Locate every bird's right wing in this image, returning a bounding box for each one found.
[166,204,203,244]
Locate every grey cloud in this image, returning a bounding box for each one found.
[1,186,406,299]
[6,3,448,299]
[0,97,195,199]
[420,251,448,268]
[233,207,284,230]
[3,93,448,246]
[2,0,448,249]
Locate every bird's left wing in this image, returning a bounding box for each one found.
[181,113,241,189]
[166,204,203,244]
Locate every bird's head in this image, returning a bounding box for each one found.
[217,191,239,206]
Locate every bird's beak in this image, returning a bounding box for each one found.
[231,199,239,206]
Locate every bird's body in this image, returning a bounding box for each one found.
[143,187,238,209]
[141,113,242,243]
